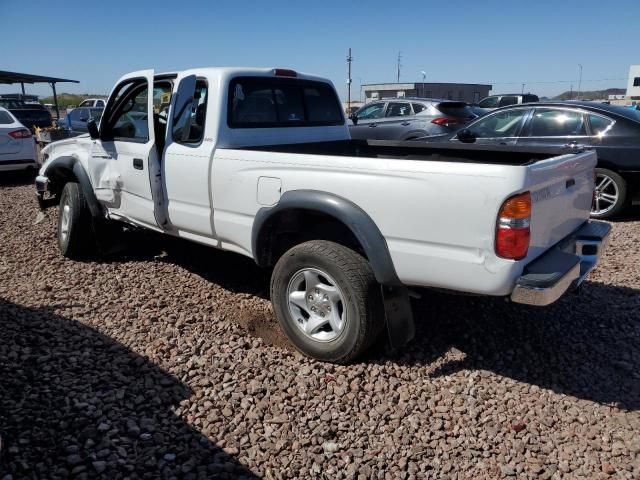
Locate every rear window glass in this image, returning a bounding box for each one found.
[228,77,343,128]
[436,102,475,118]
[412,103,426,114]
[0,111,14,124]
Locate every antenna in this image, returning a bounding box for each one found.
[397,51,402,83]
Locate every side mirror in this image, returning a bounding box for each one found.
[456,128,476,143]
[349,113,358,125]
[87,119,99,139]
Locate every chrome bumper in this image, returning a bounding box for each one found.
[511,221,611,306]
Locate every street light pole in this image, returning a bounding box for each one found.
[347,48,353,113]
[577,64,583,100]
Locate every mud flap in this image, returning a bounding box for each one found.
[381,285,415,348]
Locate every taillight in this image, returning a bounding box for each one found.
[431,117,459,127]
[496,192,531,260]
[8,128,32,139]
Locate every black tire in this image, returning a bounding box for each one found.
[270,240,384,364]
[57,182,96,258]
[592,168,628,219]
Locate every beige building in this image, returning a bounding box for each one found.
[362,82,492,104]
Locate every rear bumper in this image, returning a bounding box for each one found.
[0,159,38,172]
[511,221,611,306]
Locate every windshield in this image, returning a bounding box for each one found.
[478,96,499,108]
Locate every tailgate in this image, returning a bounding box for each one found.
[525,149,596,260]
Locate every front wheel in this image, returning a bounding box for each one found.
[591,168,627,219]
[270,240,384,364]
[57,182,96,258]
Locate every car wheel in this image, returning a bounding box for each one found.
[57,182,96,258]
[270,240,384,364]
[591,168,628,219]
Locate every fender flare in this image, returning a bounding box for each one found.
[252,190,401,287]
[43,156,103,218]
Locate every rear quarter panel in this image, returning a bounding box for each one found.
[212,148,537,295]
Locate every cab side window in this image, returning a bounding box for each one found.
[110,87,149,141]
[172,79,208,144]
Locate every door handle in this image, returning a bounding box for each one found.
[563,141,583,149]
[401,122,411,126]
[133,158,144,170]
[369,123,377,128]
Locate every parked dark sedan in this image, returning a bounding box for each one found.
[58,107,103,136]
[421,101,640,218]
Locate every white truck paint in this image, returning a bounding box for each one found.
[36,67,610,361]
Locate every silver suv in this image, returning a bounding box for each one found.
[349,98,477,141]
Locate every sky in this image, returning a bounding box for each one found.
[1,0,639,101]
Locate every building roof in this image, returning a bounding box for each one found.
[0,70,79,85]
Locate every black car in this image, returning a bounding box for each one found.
[422,101,640,218]
[0,99,53,130]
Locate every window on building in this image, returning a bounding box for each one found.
[634,77,640,87]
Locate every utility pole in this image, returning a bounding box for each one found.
[569,84,573,100]
[346,48,353,113]
[397,51,402,83]
[577,64,583,100]
[521,83,525,94]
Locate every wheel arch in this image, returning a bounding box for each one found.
[43,156,103,218]
[252,190,402,287]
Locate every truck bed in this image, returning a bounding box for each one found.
[241,139,574,166]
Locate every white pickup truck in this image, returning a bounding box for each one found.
[36,67,611,363]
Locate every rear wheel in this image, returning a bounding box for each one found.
[57,182,96,258]
[591,168,627,219]
[270,240,384,364]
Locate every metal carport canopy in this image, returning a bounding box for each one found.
[0,70,79,119]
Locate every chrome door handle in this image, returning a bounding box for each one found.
[369,123,377,127]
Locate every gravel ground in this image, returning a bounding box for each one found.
[0,171,639,479]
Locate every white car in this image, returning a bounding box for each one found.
[36,67,610,363]
[78,98,107,108]
[0,107,38,172]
